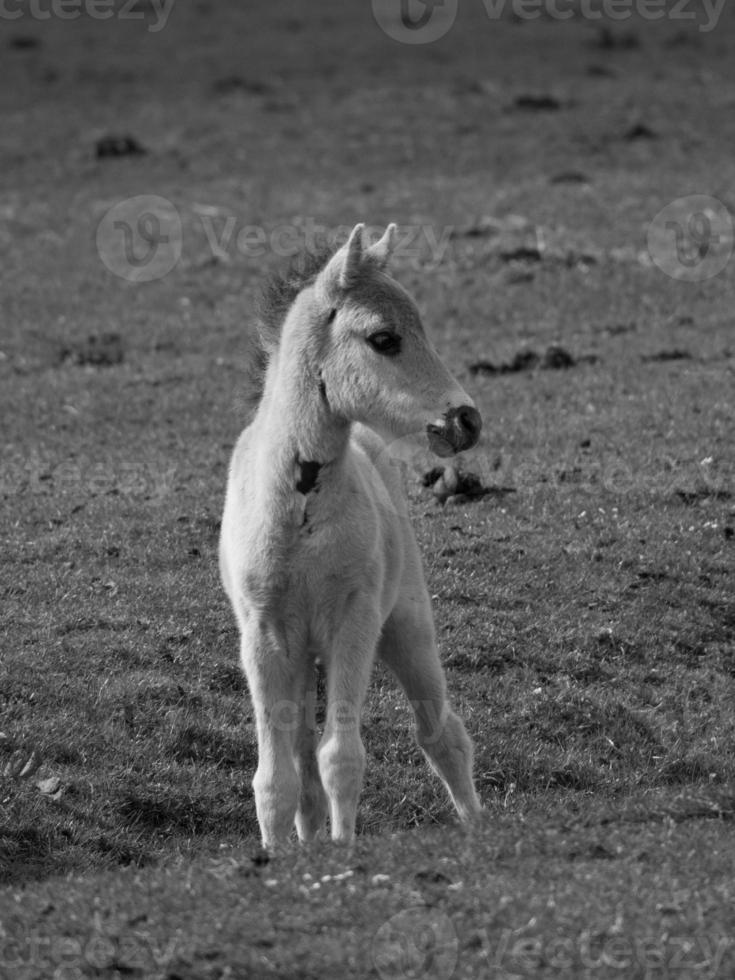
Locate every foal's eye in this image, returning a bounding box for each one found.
[326,308,337,324]
[366,331,401,356]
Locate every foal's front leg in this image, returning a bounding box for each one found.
[239,617,302,850]
[318,595,382,842]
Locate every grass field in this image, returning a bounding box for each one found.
[1,1,735,976]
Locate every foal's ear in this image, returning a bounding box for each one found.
[337,223,366,289]
[366,223,398,270]
[317,223,366,300]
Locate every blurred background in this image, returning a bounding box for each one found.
[2,0,734,375]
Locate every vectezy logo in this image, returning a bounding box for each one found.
[371,0,458,44]
[96,195,182,282]
[400,0,442,30]
[372,907,458,980]
[647,195,733,282]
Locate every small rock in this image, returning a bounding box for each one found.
[512,94,561,111]
[96,135,146,159]
[625,122,657,141]
[594,26,639,49]
[415,869,452,886]
[549,171,590,185]
[59,333,124,367]
[641,349,691,363]
[451,214,529,240]
[212,76,272,96]
[499,245,542,263]
[432,476,448,499]
[442,466,459,495]
[587,64,616,78]
[37,776,61,796]
[504,268,535,285]
[425,467,498,505]
[605,322,637,336]
[9,35,40,50]
[371,874,391,887]
[421,467,444,488]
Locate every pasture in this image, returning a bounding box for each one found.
[1,1,734,976]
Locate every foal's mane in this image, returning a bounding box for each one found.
[243,242,336,417]
[256,242,336,355]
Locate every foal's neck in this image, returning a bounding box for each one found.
[255,316,349,488]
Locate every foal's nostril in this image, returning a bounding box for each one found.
[456,405,482,445]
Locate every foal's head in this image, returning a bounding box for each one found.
[296,223,481,457]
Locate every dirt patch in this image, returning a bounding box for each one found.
[58,333,124,367]
[469,344,596,376]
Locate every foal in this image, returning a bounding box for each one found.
[220,223,483,848]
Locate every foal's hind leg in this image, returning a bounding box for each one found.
[378,598,481,821]
[293,662,328,842]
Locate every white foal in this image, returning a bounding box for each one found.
[220,223,483,849]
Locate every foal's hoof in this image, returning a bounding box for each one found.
[457,802,486,828]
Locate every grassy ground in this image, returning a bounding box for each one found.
[1,1,734,976]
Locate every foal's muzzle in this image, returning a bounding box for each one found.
[427,405,482,458]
